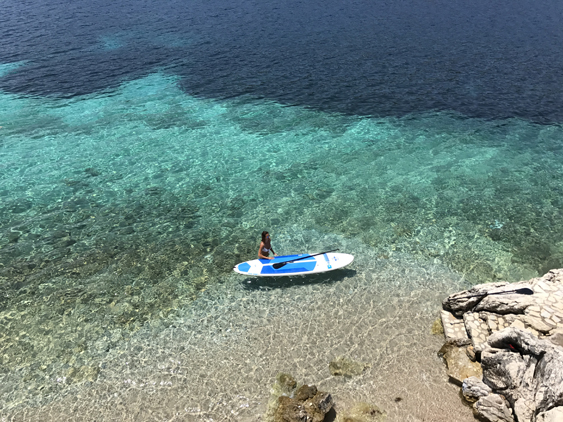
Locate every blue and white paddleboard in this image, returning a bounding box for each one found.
[233,252,354,277]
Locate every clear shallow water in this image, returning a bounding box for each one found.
[3,240,476,422]
[1,0,563,419]
[1,72,562,419]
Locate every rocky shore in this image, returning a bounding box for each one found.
[439,269,563,422]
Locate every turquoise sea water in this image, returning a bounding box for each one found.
[4,0,563,418]
[1,67,562,419]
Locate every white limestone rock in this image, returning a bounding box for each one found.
[474,293,535,315]
[443,282,510,318]
[462,376,492,403]
[441,269,563,422]
[481,328,563,422]
[536,406,563,422]
[474,393,514,422]
[443,281,535,318]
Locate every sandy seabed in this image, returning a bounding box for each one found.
[3,244,476,422]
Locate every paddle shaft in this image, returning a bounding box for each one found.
[457,287,533,299]
[272,249,339,269]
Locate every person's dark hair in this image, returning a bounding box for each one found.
[261,231,269,242]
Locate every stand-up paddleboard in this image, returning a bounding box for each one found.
[233,251,354,277]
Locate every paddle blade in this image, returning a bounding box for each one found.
[514,287,534,295]
[492,287,534,296]
[272,262,286,270]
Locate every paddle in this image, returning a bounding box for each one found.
[455,287,533,299]
[272,249,339,270]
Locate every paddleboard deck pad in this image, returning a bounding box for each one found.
[233,252,354,276]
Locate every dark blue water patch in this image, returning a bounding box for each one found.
[1,0,563,122]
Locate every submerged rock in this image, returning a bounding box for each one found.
[438,340,482,385]
[84,167,100,177]
[65,365,100,384]
[264,373,388,422]
[329,356,370,377]
[431,316,444,335]
[274,384,333,422]
[263,373,298,422]
[263,373,334,422]
[337,402,386,422]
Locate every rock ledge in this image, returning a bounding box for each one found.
[440,269,563,422]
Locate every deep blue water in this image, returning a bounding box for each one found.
[2,0,563,122]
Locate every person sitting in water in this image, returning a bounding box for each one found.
[258,231,278,260]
